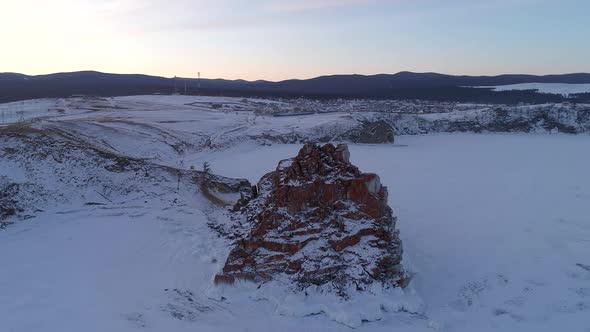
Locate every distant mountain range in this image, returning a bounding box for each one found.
[2,71,590,104]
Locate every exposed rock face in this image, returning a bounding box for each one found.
[215,143,407,294]
[0,203,16,223]
[384,107,590,135]
[0,179,22,225]
[354,120,395,144]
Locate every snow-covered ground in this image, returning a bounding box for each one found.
[1,95,589,331]
[186,135,590,331]
[478,83,590,96]
[0,98,72,124]
[1,95,589,157]
[2,133,589,331]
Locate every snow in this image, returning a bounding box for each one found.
[477,83,590,96]
[2,95,588,162]
[0,207,228,332]
[0,95,284,127]
[116,94,288,106]
[170,134,590,331]
[0,98,71,125]
[1,95,590,331]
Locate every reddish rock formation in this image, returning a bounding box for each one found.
[215,143,407,293]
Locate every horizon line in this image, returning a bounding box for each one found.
[2,70,590,83]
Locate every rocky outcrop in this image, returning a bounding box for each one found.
[215,143,407,295]
[0,203,16,222]
[333,120,395,144]
[382,106,590,135]
[0,180,22,223]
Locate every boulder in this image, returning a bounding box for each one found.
[350,120,395,144]
[215,143,408,295]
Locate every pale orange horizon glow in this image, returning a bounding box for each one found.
[1,0,589,81]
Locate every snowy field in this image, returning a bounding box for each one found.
[478,83,590,96]
[2,133,589,331]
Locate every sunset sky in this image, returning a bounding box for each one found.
[1,0,589,81]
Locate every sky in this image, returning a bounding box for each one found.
[1,0,589,81]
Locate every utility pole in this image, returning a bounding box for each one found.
[198,72,201,96]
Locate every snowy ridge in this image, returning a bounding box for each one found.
[0,124,249,225]
[2,96,589,162]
